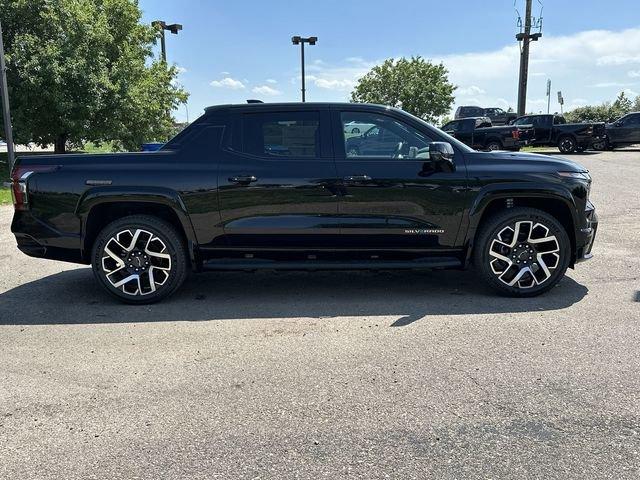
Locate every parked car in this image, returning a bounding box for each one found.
[441,117,535,151]
[511,114,606,153]
[9,102,597,303]
[602,112,640,149]
[454,106,517,126]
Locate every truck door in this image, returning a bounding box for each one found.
[332,109,468,250]
[215,108,341,248]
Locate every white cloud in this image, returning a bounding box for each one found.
[590,81,634,88]
[252,85,282,96]
[596,54,640,66]
[266,79,277,84]
[210,77,246,89]
[457,85,485,95]
[220,71,230,75]
[277,27,640,112]
[176,66,187,75]
[312,77,356,90]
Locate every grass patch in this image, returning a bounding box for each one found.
[1,152,10,205]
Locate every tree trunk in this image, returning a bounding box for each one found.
[54,134,67,153]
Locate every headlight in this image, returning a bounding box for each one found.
[557,171,591,180]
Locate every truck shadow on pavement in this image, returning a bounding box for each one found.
[0,267,589,327]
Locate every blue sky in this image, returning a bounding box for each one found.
[138,0,640,122]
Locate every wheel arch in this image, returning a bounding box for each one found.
[76,188,198,264]
[464,187,578,267]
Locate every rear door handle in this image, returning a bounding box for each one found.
[229,175,258,184]
[343,175,371,182]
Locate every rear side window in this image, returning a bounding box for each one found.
[239,112,320,158]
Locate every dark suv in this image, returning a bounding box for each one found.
[9,102,598,303]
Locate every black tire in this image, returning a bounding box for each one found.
[91,215,188,304]
[485,140,503,151]
[558,135,577,154]
[473,207,571,297]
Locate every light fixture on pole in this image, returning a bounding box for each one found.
[152,20,183,63]
[291,36,317,102]
[0,20,15,171]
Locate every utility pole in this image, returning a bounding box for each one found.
[516,0,542,116]
[0,20,16,171]
[291,36,317,102]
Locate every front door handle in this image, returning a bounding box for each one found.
[229,175,258,184]
[343,175,371,182]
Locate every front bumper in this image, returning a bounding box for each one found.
[575,204,598,263]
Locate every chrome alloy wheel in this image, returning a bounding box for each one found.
[488,221,560,289]
[101,229,172,296]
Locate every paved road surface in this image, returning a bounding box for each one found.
[1,150,638,479]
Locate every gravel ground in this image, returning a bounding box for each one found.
[0,149,638,479]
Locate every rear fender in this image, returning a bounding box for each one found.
[76,186,199,263]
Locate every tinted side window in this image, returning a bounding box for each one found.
[341,111,433,160]
[240,112,320,157]
[626,114,640,125]
[442,121,459,132]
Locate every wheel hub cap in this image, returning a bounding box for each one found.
[488,221,560,289]
[101,229,171,296]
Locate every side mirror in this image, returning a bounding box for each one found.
[429,142,455,170]
[615,121,623,127]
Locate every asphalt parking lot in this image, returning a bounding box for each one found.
[1,149,639,479]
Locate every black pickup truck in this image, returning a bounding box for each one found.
[441,117,535,151]
[9,102,598,303]
[602,111,640,149]
[511,114,606,153]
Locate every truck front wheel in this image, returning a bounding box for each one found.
[91,215,188,304]
[485,140,503,151]
[473,207,571,297]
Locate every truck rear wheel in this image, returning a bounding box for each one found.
[473,207,571,297]
[91,215,188,304]
[558,135,577,153]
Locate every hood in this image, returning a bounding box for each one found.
[477,150,588,172]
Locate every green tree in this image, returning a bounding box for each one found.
[0,0,188,153]
[350,56,456,123]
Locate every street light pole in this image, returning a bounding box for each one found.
[0,20,16,172]
[152,20,183,63]
[292,36,317,102]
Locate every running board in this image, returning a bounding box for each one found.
[201,257,462,271]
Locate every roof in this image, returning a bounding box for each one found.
[204,102,393,113]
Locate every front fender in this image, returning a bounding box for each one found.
[463,183,578,262]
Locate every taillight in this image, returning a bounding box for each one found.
[512,129,520,140]
[10,164,59,211]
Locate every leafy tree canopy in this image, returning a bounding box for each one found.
[350,56,456,123]
[564,91,640,124]
[0,0,188,152]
